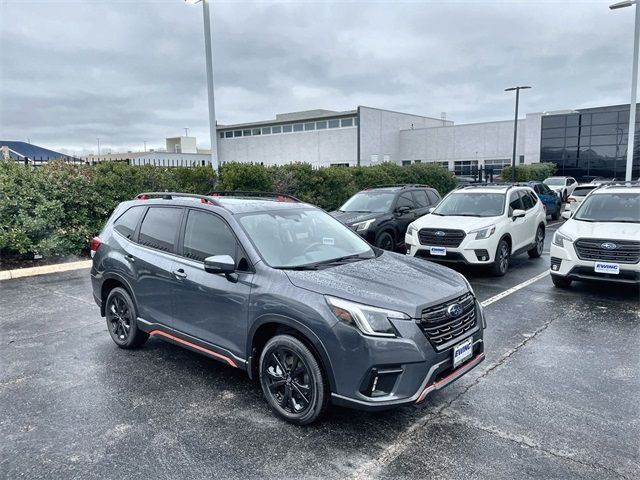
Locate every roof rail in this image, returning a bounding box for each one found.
[134,192,222,206]
[206,191,301,202]
[598,180,640,188]
[460,182,514,189]
[365,184,431,190]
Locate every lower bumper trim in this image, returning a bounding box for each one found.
[415,352,485,404]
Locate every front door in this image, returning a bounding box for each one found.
[171,209,253,360]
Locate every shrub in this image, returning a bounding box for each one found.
[501,162,557,182]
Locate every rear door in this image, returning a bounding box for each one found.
[520,190,540,244]
[134,206,185,326]
[411,189,432,219]
[507,190,528,251]
[171,208,253,360]
[394,191,418,236]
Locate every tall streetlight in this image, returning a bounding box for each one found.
[185,0,218,171]
[505,86,531,182]
[610,0,640,181]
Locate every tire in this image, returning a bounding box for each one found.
[551,208,560,221]
[105,287,148,349]
[375,231,395,251]
[551,275,572,288]
[259,334,329,425]
[528,226,545,258]
[562,190,568,203]
[490,239,510,276]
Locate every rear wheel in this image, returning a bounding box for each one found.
[551,275,572,288]
[490,239,510,276]
[528,226,544,258]
[551,208,560,221]
[259,334,329,425]
[375,231,395,251]
[105,287,148,349]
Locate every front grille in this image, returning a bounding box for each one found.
[418,228,466,247]
[419,292,477,350]
[574,238,640,264]
[550,257,562,271]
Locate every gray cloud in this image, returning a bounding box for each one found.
[0,0,636,154]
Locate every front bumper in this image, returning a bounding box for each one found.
[405,231,498,265]
[550,242,640,284]
[329,301,486,411]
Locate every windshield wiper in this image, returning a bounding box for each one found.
[315,253,372,266]
[431,212,444,216]
[274,265,319,271]
[345,210,371,213]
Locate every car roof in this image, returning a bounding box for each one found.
[365,184,433,192]
[591,183,640,195]
[455,184,518,193]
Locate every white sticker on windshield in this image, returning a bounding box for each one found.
[323,237,335,245]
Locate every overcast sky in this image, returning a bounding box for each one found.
[0,0,636,154]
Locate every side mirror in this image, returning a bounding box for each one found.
[512,209,526,220]
[204,255,236,274]
[561,211,572,220]
[428,207,435,213]
[396,206,411,215]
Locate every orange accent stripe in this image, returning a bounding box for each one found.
[416,352,485,404]
[149,330,238,368]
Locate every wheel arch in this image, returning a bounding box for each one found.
[247,315,336,391]
[100,273,137,317]
[499,233,512,253]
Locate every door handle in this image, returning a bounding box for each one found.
[125,254,135,263]
[172,269,187,279]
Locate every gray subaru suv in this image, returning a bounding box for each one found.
[90,191,486,424]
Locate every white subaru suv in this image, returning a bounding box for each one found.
[405,185,547,276]
[550,182,640,287]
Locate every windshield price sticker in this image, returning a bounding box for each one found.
[322,237,335,245]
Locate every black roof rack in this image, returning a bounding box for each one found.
[460,183,514,189]
[597,180,640,188]
[134,192,222,206]
[365,184,431,190]
[206,191,301,202]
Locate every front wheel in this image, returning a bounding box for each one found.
[259,335,329,425]
[490,239,510,276]
[551,275,572,288]
[375,231,395,251]
[528,226,545,258]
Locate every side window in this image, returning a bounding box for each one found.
[533,184,541,195]
[522,192,536,210]
[396,192,415,210]
[509,191,524,214]
[426,190,440,204]
[113,206,145,239]
[138,207,183,252]
[541,184,553,195]
[412,190,430,208]
[183,210,237,263]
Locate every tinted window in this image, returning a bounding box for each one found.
[573,186,597,196]
[396,192,415,210]
[426,190,440,204]
[183,210,237,262]
[433,192,505,217]
[138,207,182,252]
[283,125,293,133]
[113,206,145,239]
[340,192,395,213]
[541,184,554,195]
[412,190,430,208]
[509,191,524,213]
[522,191,535,210]
[328,119,340,128]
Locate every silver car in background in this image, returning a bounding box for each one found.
[566,184,599,212]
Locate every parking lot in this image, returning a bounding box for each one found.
[1,220,639,480]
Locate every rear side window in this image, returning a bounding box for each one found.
[412,190,430,208]
[183,210,237,262]
[113,206,144,239]
[509,191,524,212]
[396,192,415,210]
[426,190,440,204]
[138,207,183,252]
[522,191,536,210]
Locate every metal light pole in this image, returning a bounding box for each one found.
[505,86,531,182]
[610,0,640,181]
[97,137,101,156]
[185,0,218,171]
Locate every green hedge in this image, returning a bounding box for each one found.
[501,162,557,182]
[0,160,455,257]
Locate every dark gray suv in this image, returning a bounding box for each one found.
[91,192,486,424]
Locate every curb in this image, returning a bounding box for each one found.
[0,260,92,281]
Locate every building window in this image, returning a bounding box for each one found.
[219,132,224,139]
[402,160,411,166]
[272,126,282,134]
[261,127,271,135]
[330,163,349,167]
[383,154,390,162]
[328,119,340,128]
[413,160,421,164]
[316,121,327,130]
[454,160,478,176]
[370,154,379,163]
[293,123,303,132]
[304,122,315,131]
[242,129,251,136]
[519,155,525,164]
[225,131,233,138]
[283,125,293,133]
[341,118,353,127]
[233,130,242,137]
[252,128,261,135]
[484,159,510,175]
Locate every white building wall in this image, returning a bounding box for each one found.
[359,106,451,166]
[218,128,357,167]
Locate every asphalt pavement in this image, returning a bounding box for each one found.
[1,221,639,479]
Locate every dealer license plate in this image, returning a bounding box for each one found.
[453,338,473,368]
[594,262,619,275]
[430,246,447,256]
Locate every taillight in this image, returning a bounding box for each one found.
[136,194,149,200]
[567,196,576,203]
[90,236,102,258]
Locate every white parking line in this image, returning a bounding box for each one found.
[480,270,550,308]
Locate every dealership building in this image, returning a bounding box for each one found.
[216,103,639,179]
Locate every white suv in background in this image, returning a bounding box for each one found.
[550,182,640,287]
[405,185,547,276]
[543,176,577,202]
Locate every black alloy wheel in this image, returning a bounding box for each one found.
[528,226,545,258]
[259,335,328,425]
[376,231,395,251]
[105,287,148,349]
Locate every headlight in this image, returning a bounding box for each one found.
[352,219,376,232]
[552,231,573,247]
[325,296,409,337]
[407,224,417,236]
[469,225,496,240]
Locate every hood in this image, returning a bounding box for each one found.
[548,186,563,193]
[412,213,501,233]
[284,251,469,318]
[561,219,640,241]
[329,210,381,225]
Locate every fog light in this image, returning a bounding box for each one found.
[552,265,558,271]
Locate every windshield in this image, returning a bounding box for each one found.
[238,208,376,268]
[432,192,505,217]
[574,193,639,223]
[544,178,565,186]
[339,191,395,213]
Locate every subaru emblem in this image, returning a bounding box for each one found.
[435,231,446,237]
[446,303,463,318]
[600,242,617,250]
